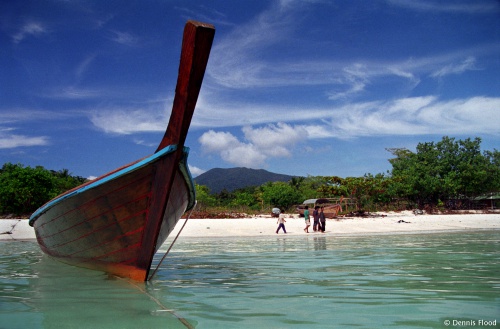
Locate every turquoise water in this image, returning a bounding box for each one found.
[1,231,499,328]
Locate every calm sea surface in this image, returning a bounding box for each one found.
[1,231,499,329]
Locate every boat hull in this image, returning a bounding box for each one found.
[296,204,343,218]
[29,20,214,281]
[30,146,195,281]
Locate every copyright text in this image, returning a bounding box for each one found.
[444,319,497,327]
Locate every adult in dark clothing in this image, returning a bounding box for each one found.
[312,206,320,232]
[319,207,326,232]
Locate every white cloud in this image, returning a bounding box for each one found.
[242,123,307,156]
[12,21,48,44]
[87,90,500,148]
[221,143,267,168]
[325,96,500,138]
[198,130,242,152]
[198,130,266,167]
[198,123,308,168]
[89,107,170,134]
[175,6,233,28]
[207,0,304,89]
[386,0,500,14]
[196,95,499,167]
[208,12,488,102]
[0,132,49,149]
[133,138,157,147]
[0,109,77,123]
[431,57,478,78]
[202,0,496,108]
[188,165,206,177]
[327,75,368,101]
[48,86,103,100]
[76,54,98,80]
[109,30,139,46]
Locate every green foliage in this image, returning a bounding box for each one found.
[388,136,500,208]
[195,136,499,213]
[195,136,498,213]
[295,176,324,200]
[484,149,500,190]
[229,189,258,210]
[0,163,88,216]
[0,163,56,215]
[194,184,218,210]
[316,176,347,197]
[260,181,302,211]
[3,136,497,216]
[195,184,263,212]
[51,168,87,194]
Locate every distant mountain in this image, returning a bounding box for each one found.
[194,167,297,193]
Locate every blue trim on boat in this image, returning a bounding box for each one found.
[29,145,182,226]
[178,151,197,211]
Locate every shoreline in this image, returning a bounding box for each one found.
[2,211,499,241]
[168,212,500,238]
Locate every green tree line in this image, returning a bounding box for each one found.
[0,163,87,215]
[196,137,500,214]
[1,136,499,217]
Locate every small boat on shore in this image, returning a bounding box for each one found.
[29,21,215,281]
[296,197,347,218]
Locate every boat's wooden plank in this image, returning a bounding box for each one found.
[35,169,154,239]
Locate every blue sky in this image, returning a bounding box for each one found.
[1,0,499,180]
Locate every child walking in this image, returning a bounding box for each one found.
[304,205,311,233]
[276,212,287,234]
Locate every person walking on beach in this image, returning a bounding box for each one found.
[304,205,311,233]
[319,207,326,233]
[312,206,320,232]
[276,211,287,234]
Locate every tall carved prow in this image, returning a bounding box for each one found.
[156,21,215,152]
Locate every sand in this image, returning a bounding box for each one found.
[1,211,499,241]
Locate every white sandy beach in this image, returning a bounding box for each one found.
[1,211,499,241]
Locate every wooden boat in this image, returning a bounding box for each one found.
[296,197,347,218]
[29,21,215,281]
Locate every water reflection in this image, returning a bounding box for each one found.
[313,236,327,250]
[153,232,500,328]
[0,241,191,329]
[2,232,499,329]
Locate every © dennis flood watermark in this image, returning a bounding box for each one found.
[444,319,497,327]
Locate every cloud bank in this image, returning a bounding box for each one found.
[198,123,308,168]
[0,130,49,149]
